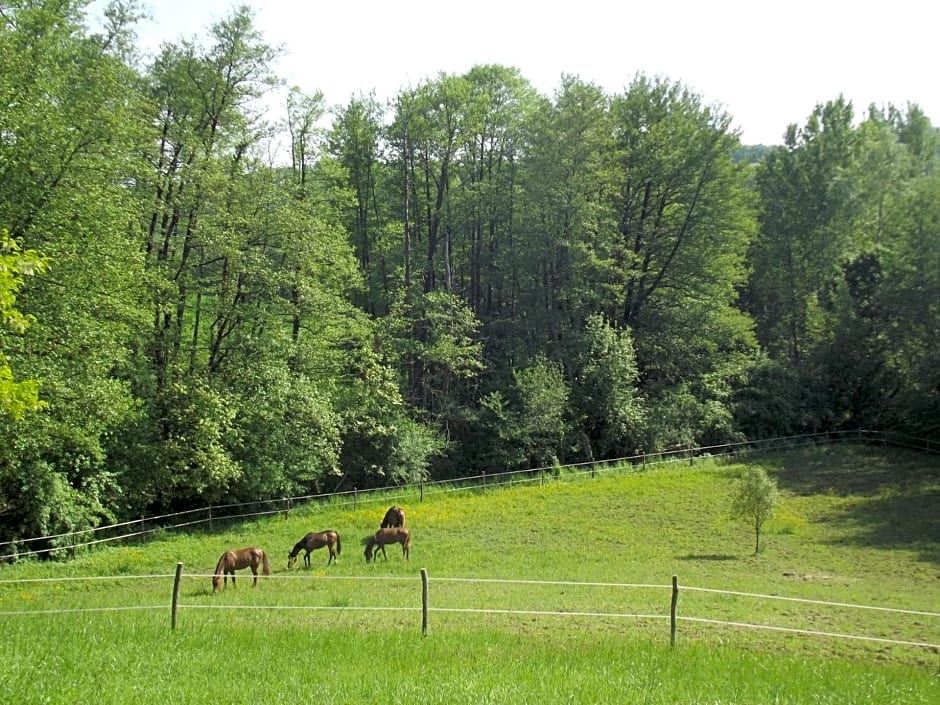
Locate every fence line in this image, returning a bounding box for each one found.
[3,572,935,620]
[182,605,423,613]
[3,569,936,656]
[682,585,940,617]
[4,429,935,562]
[4,599,935,652]
[181,573,414,582]
[677,616,940,650]
[0,605,166,616]
[433,576,672,590]
[426,576,939,619]
[427,607,670,621]
[0,574,176,584]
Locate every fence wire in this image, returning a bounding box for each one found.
[3,430,934,562]
[2,571,935,653]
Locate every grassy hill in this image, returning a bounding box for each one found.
[2,444,938,704]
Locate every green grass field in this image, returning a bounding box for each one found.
[2,444,938,704]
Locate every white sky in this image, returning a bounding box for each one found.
[88,0,937,146]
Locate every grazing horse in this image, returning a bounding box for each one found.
[288,530,342,568]
[381,506,406,528]
[364,527,411,562]
[212,547,271,592]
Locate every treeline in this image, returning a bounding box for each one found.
[1,2,937,546]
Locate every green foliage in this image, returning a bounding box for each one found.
[0,0,148,539]
[569,314,645,458]
[336,343,445,489]
[748,100,940,436]
[514,76,615,356]
[0,232,47,419]
[0,2,936,543]
[510,355,570,467]
[732,357,820,437]
[383,290,484,421]
[750,97,861,366]
[730,466,779,554]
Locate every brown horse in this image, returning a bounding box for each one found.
[212,546,271,592]
[364,527,411,562]
[381,506,406,528]
[288,530,341,568]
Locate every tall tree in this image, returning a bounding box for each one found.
[515,76,615,359]
[388,74,469,296]
[121,7,287,506]
[750,97,859,367]
[450,65,535,318]
[865,106,940,435]
[0,0,149,541]
[607,76,756,448]
[329,93,392,313]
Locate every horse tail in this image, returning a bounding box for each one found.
[335,532,342,556]
[261,549,271,576]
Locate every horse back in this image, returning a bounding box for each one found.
[304,530,338,549]
[231,546,265,569]
[375,527,409,543]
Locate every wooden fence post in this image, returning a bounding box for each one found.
[171,562,183,630]
[421,568,429,637]
[481,471,486,494]
[420,482,424,502]
[670,575,678,647]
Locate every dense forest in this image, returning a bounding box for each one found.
[1,1,937,546]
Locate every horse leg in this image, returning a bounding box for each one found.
[380,544,388,560]
[304,550,311,569]
[251,565,259,587]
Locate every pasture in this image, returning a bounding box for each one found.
[2,444,938,704]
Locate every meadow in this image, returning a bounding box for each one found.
[1,443,938,704]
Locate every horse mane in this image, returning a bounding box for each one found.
[212,551,228,591]
[214,551,229,575]
[289,539,305,558]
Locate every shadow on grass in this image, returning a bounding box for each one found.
[679,554,738,562]
[827,487,940,565]
[759,445,940,566]
[763,445,939,496]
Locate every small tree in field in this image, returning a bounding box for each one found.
[731,466,779,555]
